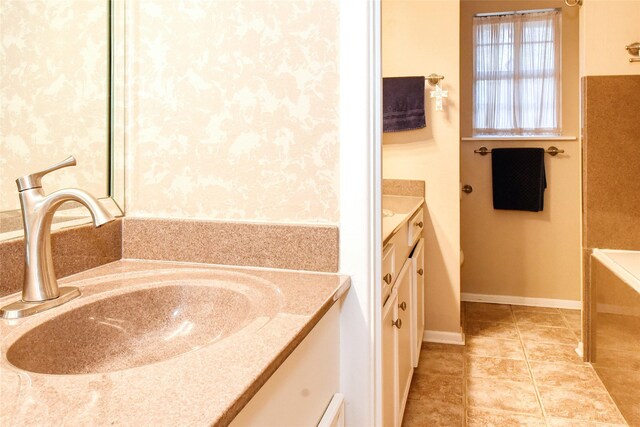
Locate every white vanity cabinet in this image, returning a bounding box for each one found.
[231,303,341,427]
[410,238,425,367]
[395,261,413,426]
[382,287,398,427]
[381,205,425,427]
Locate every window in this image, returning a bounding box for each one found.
[473,9,561,136]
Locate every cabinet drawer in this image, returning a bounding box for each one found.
[407,209,424,247]
[382,243,396,304]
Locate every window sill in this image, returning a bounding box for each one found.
[461,136,578,142]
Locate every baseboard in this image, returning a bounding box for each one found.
[423,330,465,345]
[461,292,581,310]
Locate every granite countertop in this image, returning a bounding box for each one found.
[382,195,425,245]
[0,259,350,426]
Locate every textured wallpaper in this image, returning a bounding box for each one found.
[126,0,340,224]
[0,0,109,212]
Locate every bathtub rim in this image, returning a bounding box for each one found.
[592,249,640,295]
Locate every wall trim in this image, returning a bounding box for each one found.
[461,292,581,309]
[423,330,465,345]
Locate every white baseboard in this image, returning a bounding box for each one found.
[461,292,581,310]
[423,330,465,345]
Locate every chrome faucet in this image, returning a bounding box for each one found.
[0,156,115,319]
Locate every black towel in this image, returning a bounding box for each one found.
[382,77,426,132]
[491,148,547,212]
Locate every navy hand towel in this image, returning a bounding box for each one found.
[383,77,426,132]
[491,148,547,212]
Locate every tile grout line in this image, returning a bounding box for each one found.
[510,305,551,427]
[559,310,581,343]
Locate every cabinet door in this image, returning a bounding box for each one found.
[410,238,425,367]
[396,260,413,426]
[382,289,398,427]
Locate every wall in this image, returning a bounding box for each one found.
[125,0,339,224]
[0,0,109,212]
[126,1,378,425]
[459,0,582,303]
[382,0,462,336]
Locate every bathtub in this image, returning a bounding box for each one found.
[590,249,640,426]
[592,249,640,294]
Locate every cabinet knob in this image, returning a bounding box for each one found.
[383,273,392,284]
[414,221,423,228]
[399,301,407,311]
[392,318,402,329]
[417,268,424,276]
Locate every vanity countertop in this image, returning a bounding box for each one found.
[0,259,350,426]
[382,195,425,245]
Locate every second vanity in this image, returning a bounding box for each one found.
[0,260,350,426]
[381,194,425,427]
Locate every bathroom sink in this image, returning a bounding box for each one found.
[383,208,395,217]
[6,283,273,375]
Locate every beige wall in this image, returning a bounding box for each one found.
[459,0,582,302]
[580,0,640,77]
[125,0,340,224]
[382,0,462,334]
[0,0,109,212]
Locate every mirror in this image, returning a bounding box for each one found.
[0,0,124,241]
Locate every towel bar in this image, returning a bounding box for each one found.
[473,146,565,156]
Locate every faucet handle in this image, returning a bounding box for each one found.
[16,156,77,191]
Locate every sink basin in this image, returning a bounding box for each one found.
[6,283,275,375]
[383,208,395,217]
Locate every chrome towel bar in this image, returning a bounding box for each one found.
[473,146,565,156]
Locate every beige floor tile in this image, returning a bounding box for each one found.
[466,355,531,382]
[546,417,626,426]
[465,336,525,360]
[402,399,464,427]
[524,341,583,364]
[465,321,519,340]
[407,373,463,405]
[514,311,567,327]
[466,377,541,415]
[529,361,603,390]
[518,323,579,346]
[415,349,464,376]
[512,305,560,313]
[539,386,627,424]
[466,407,546,426]
[466,302,512,313]
[466,308,514,324]
[562,313,582,330]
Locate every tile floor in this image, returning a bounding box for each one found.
[402,302,629,426]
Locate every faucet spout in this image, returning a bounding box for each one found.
[45,188,115,228]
